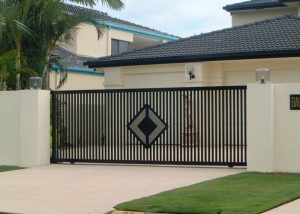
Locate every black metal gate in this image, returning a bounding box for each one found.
[51,86,247,166]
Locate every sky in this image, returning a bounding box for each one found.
[70,0,243,38]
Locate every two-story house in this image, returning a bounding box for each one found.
[85,0,300,89]
[50,4,179,90]
[224,0,300,26]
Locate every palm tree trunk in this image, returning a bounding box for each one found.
[42,54,50,89]
[16,42,21,90]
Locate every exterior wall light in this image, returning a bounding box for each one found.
[29,77,42,90]
[187,65,196,80]
[256,68,270,84]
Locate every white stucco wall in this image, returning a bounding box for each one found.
[72,24,133,57]
[0,90,50,167]
[231,7,298,26]
[273,84,300,172]
[102,57,300,89]
[247,83,300,173]
[50,72,105,90]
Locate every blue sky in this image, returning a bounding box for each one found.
[70,0,242,37]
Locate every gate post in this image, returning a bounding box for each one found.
[51,91,57,163]
[247,83,275,172]
[19,90,50,167]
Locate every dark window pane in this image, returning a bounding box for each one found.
[119,41,129,54]
[111,39,119,56]
[111,39,129,55]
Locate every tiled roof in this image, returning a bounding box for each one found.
[52,47,96,68]
[85,16,300,68]
[223,0,296,12]
[64,4,179,39]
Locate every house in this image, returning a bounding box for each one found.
[85,0,300,89]
[50,4,179,90]
[223,0,300,26]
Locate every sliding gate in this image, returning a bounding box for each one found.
[51,86,247,166]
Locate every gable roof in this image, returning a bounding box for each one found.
[223,0,298,12]
[64,4,179,40]
[84,15,300,68]
[85,15,300,68]
[53,47,96,68]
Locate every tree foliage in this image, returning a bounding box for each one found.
[0,0,124,89]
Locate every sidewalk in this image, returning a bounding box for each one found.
[263,199,300,214]
[0,164,243,214]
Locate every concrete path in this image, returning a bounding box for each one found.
[264,199,300,214]
[0,164,243,214]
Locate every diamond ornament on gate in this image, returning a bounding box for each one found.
[128,104,167,149]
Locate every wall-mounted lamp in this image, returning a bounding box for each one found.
[187,65,196,80]
[29,77,42,90]
[256,68,270,84]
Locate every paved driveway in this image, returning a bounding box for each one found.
[0,164,244,214]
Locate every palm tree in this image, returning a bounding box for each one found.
[0,0,124,89]
[0,0,33,89]
[0,50,15,90]
[69,0,124,9]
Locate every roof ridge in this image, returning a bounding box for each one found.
[97,15,298,61]
[223,0,286,12]
[64,3,109,16]
[64,3,180,39]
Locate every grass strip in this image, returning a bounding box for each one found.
[115,172,300,214]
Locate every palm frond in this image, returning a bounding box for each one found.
[68,0,124,9]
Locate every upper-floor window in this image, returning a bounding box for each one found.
[111,39,129,56]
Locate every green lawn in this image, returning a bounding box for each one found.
[0,166,23,172]
[115,172,300,214]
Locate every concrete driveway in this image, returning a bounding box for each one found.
[0,164,244,214]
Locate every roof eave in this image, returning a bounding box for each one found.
[85,50,300,68]
[223,2,286,12]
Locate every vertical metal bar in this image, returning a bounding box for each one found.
[197,89,200,163]
[51,92,57,163]
[200,90,203,163]
[172,90,176,163]
[76,92,79,160]
[222,90,225,163]
[214,90,220,163]
[233,89,236,164]
[58,93,61,161]
[69,93,72,161]
[91,92,94,161]
[237,89,240,164]
[165,90,169,163]
[187,90,190,163]
[244,88,247,164]
[101,92,104,161]
[92,92,95,161]
[105,92,108,161]
[87,92,89,161]
[156,90,159,163]
[218,90,221,163]
[62,93,66,161]
[109,91,112,162]
[203,90,206,163]
[88,92,91,160]
[120,92,123,161]
[117,91,120,161]
[210,90,213,163]
[229,89,232,164]
[97,92,100,160]
[129,91,133,162]
[113,92,116,161]
[193,90,196,163]
[208,90,211,163]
